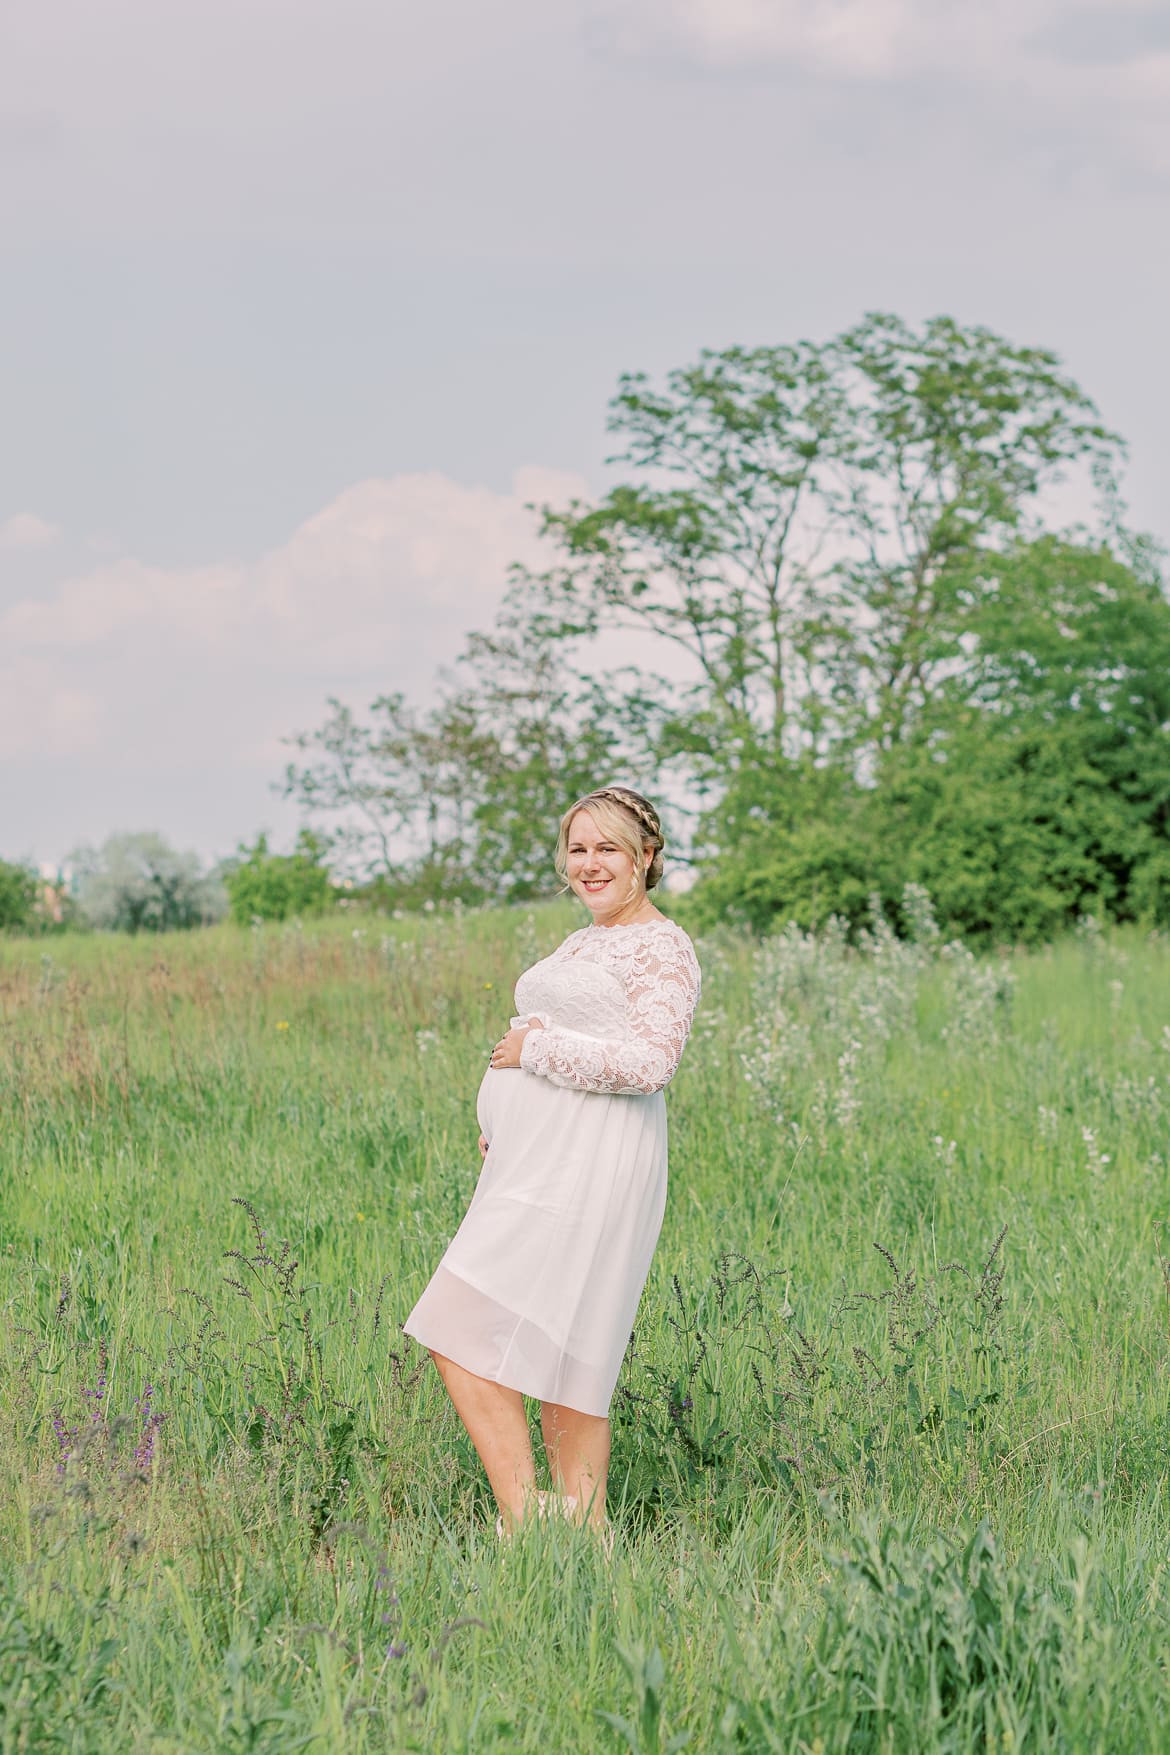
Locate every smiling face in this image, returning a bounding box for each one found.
[565,808,651,923]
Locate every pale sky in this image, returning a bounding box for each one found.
[3,0,1168,868]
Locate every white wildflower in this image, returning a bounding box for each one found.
[833,1038,862,1132]
[1081,1126,1111,1179]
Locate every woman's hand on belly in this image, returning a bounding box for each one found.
[478,1133,488,1159]
[488,1016,544,1070]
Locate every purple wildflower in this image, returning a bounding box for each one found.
[81,1337,109,1423]
[49,1405,75,1475]
[374,1554,401,1631]
[133,1383,165,1471]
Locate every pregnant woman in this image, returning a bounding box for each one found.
[404,785,701,1534]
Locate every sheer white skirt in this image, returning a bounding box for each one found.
[403,1064,668,1417]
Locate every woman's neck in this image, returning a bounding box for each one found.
[590,894,661,929]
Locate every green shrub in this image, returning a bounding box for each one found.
[0,859,37,932]
[224,832,335,924]
[692,715,1170,945]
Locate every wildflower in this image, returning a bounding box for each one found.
[833,1038,862,1131]
[133,1383,165,1471]
[50,1406,75,1475]
[356,1212,365,1222]
[275,1020,290,1032]
[81,1338,108,1423]
[1081,1126,1111,1179]
[483,982,493,990]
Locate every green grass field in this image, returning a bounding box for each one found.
[2,903,1168,1752]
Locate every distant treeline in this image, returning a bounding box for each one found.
[6,313,1168,945]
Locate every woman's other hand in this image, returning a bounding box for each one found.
[478,1133,488,1159]
[488,1017,543,1070]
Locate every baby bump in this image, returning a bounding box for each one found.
[476,1067,496,1140]
[479,1071,663,1162]
[477,1067,590,1155]
[477,1066,534,1142]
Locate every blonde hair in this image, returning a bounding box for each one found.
[555,787,665,893]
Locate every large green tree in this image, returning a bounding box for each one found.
[523,313,1120,801]
[282,313,1168,937]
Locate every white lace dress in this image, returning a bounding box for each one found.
[403,917,701,1417]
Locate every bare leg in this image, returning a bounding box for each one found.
[430,1352,536,1528]
[541,1402,611,1528]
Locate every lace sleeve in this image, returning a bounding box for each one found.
[519,931,701,1095]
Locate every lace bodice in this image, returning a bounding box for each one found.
[514,918,701,1096]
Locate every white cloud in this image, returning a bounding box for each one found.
[0,512,60,550]
[246,466,582,670]
[586,0,1170,172]
[0,466,589,840]
[2,467,585,676]
[591,0,912,78]
[588,0,1166,80]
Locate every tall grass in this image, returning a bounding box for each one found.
[1,904,1167,1751]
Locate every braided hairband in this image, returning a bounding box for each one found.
[588,787,663,844]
